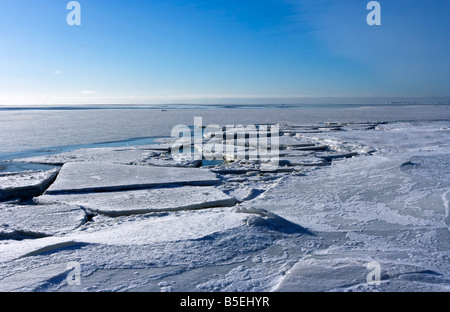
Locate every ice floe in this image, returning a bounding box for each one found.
[0,169,59,201]
[45,162,220,194]
[36,186,236,217]
[1,119,450,292]
[0,203,86,238]
[72,207,248,246]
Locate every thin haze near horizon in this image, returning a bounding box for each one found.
[0,0,449,105]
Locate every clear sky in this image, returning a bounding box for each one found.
[0,0,449,105]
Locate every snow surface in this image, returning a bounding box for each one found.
[0,203,86,238]
[0,169,59,201]
[1,113,450,292]
[36,186,236,217]
[45,162,220,194]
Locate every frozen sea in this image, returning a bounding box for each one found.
[0,104,450,292]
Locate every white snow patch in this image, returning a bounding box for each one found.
[36,186,236,216]
[72,208,247,245]
[45,162,220,194]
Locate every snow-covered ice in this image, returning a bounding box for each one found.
[36,186,236,216]
[0,203,86,238]
[0,169,59,201]
[1,111,450,292]
[45,162,220,194]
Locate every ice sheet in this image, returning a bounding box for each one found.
[0,169,59,201]
[0,203,86,238]
[45,162,220,194]
[36,186,237,216]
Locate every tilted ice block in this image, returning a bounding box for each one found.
[0,203,87,238]
[0,262,74,292]
[45,162,220,194]
[138,143,178,152]
[289,145,328,151]
[274,257,370,292]
[36,186,237,217]
[316,151,358,161]
[0,169,59,201]
[0,236,79,263]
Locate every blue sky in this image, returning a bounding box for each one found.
[0,0,449,105]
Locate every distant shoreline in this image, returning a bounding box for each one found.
[1,102,450,111]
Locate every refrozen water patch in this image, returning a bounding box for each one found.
[0,169,59,201]
[36,186,237,217]
[45,162,220,195]
[0,203,87,239]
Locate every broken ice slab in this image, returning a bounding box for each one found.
[13,147,154,166]
[13,144,189,167]
[316,152,358,161]
[233,206,311,234]
[274,257,369,292]
[212,164,296,175]
[45,162,221,195]
[138,143,179,152]
[317,126,343,131]
[0,236,79,263]
[36,186,237,217]
[278,136,318,149]
[0,169,59,201]
[343,124,378,130]
[223,147,259,162]
[283,150,314,157]
[132,153,202,168]
[0,203,87,238]
[72,207,248,246]
[223,136,314,150]
[282,157,329,167]
[289,145,328,151]
[213,130,276,141]
[0,262,74,292]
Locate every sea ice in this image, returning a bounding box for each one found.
[0,203,86,238]
[36,186,237,217]
[12,147,150,166]
[71,207,249,246]
[1,118,449,292]
[45,162,221,194]
[0,169,59,201]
